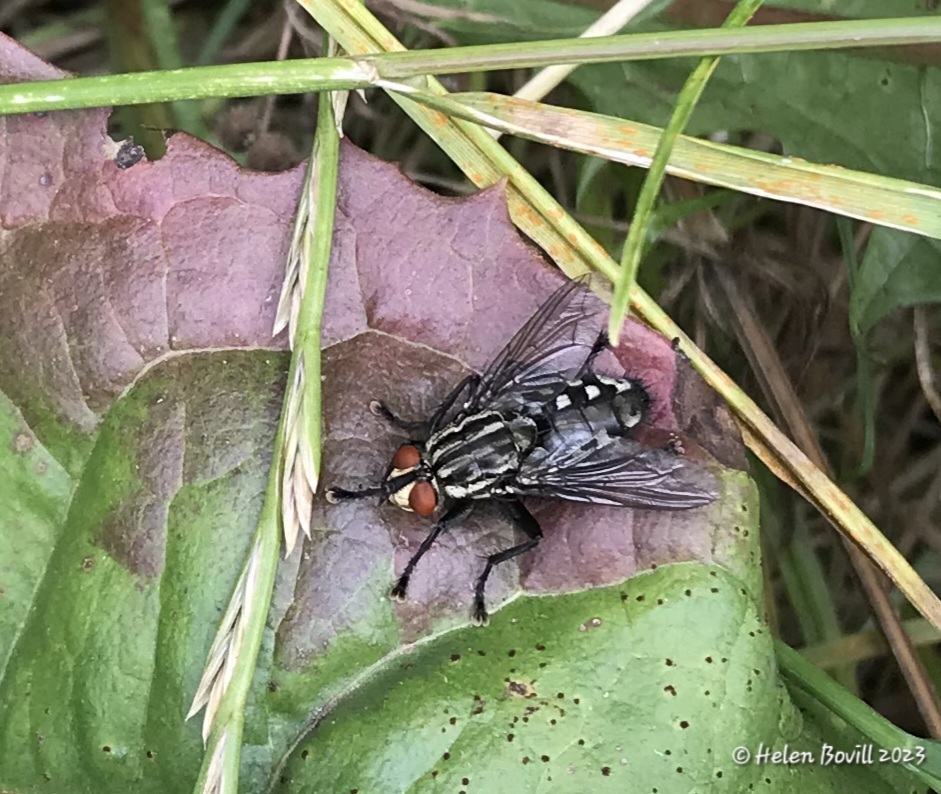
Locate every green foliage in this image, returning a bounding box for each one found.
[852,231,941,336]
[275,565,921,794]
[0,353,287,794]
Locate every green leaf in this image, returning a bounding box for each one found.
[850,228,941,336]
[0,353,287,794]
[0,393,73,675]
[273,562,924,794]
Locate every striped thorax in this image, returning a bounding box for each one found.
[383,373,649,510]
[426,410,537,501]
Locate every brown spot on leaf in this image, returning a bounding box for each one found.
[11,431,33,453]
[504,680,536,699]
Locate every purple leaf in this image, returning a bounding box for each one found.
[0,31,744,653]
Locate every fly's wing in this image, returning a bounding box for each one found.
[514,429,718,509]
[469,277,607,414]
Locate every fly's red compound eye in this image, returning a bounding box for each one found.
[392,444,421,470]
[408,482,437,517]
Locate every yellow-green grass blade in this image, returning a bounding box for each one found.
[389,89,941,242]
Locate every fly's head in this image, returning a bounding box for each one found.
[386,443,439,517]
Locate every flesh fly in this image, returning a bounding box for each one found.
[326,278,717,624]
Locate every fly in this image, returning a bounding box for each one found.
[326,278,718,625]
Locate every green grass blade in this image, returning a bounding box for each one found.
[778,641,941,789]
[609,0,763,344]
[3,18,941,115]
[188,95,340,794]
[369,17,941,77]
[0,57,377,114]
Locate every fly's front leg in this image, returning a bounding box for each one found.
[428,373,480,434]
[370,373,479,438]
[390,501,474,602]
[326,469,420,505]
[369,400,429,434]
[473,500,543,626]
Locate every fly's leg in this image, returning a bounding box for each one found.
[473,501,543,626]
[326,469,419,504]
[369,401,428,433]
[325,485,384,502]
[390,501,473,602]
[370,373,480,438]
[578,330,609,377]
[428,374,480,434]
[388,525,444,602]
[664,432,685,455]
